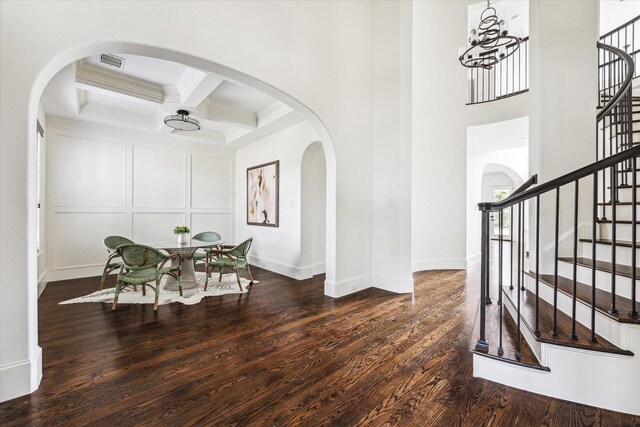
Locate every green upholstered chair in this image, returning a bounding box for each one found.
[99,235,134,290]
[191,231,222,269]
[204,238,254,292]
[112,244,182,312]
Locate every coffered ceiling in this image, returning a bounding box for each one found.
[41,53,304,148]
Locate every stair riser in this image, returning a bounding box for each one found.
[582,241,640,265]
[599,222,640,239]
[611,187,640,203]
[601,204,640,220]
[500,288,544,363]
[617,170,640,183]
[557,260,640,302]
[523,275,624,347]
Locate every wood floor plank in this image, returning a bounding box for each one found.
[0,265,638,426]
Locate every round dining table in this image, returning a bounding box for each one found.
[143,238,224,290]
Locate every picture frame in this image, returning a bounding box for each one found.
[247,160,279,227]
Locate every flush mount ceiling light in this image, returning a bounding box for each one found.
[459,0,521,70]
[164,110,201,131]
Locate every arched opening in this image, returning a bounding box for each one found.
[24,42,339,395]
[301,141,327,278]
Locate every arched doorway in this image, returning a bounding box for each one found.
[301,141,327,277]
[19,42,339,397]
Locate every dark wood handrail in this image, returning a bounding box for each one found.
[510,174,538,198]
[478,145,640,212]
[596,42,635,121]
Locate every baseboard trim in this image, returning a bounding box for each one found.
[466,253,481,268]
[0,346,42,402]
[37,271,48,298]
[247,254,309,280]
[373,274,414,293]
[412,258,466,272]
[324,274,372,298]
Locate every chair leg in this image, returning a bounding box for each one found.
[235,269,244,292]
[112,281,122,311]
[246,264,254,284]
[219,267,223,282]
[178,275,183,297]
[99,266,109,291]
[142,283,146,296]
[204,265,209,291]
[154,279,160,311]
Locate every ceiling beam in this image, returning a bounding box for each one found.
[74,60,166,105]
[178,71,224,107]
[197,100,258,130]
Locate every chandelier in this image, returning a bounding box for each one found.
[164,110,201,131]
[459,0,521,70]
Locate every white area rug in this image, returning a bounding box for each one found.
[60,272,257,306]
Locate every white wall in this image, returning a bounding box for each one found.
[599,0,640,36]
[301,142,327,276]
[412,0,469,272]
[235,121,321,280]
[372,1,414,292]
[529,1,598,274]
[45,117,235,282]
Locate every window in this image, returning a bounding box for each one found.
[492,187,511,237]
[36,120,44,253]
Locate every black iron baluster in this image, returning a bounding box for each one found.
[498,209,504,356]
[476,205,490,352]
[572,180,579,339]
[510,207,514,290]
[535,194,541,335]
[611,162,618,315]
[591,172,598,342]
[552,187,560,337]
[516,201,523,359]
[486,209,492,305]
[631,156,638,317]
[521,199,526,292]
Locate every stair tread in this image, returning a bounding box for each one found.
[470,295,546,370]
[527,271,640,324]
[596,219,637,224]
[597,201,640,205]
[558,256,640,280]
[580,237,640,249]
[502,286,633,355]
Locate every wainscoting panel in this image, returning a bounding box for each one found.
[52,135,126,208]
[191,156,233,209]
[46,118,235,280]
[53,212,126,270]
[133,147,186,209]
[190,213,232,242]
[132,213,186,243]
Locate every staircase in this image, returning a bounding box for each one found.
[471,16,640,416]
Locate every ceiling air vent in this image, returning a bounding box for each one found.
[100,54,125,69]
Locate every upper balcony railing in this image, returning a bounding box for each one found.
[599,15,640,95]
[466,36,529,105]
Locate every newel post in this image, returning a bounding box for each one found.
[476,202,492,353]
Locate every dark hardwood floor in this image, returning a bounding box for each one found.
[1,265,638,426]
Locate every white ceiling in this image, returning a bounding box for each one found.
[41,53,304,148]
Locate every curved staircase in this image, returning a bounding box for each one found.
[471,17,640,416]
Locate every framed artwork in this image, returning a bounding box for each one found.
[247,160,279,227]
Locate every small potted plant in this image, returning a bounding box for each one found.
[173,225,190,244]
